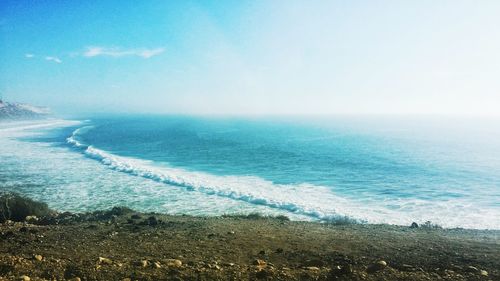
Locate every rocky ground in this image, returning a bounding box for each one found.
[0,208,498,281]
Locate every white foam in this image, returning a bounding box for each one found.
[82,144,359,221]
[3,122,499,229]
[0,119,80,134]
[65,128,500,229]
[66,125,93,148]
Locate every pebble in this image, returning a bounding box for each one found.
[480,270,488,276]
[305,266,320,271]
[253,259,267,266]
[331,264,353,275]
[70,278,81,281]
[20,276,30,281]
[98,257,113,265]
[367,260,387,273]
[34,254,43,261]
[465,265,478,272]
[165,259,182,267]
[140,260,149,267]
[153,261,162,268]
[25,216,38,223]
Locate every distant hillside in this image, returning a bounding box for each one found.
[0,100,51,120]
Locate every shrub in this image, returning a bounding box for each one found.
[90,206,135,220]
[0,192,52,222]
[222,212,290,221]
[421,220,442,229]
[324,215,359,225]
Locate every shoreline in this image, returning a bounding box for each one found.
[1,206,498,281]
[1,117,499,229]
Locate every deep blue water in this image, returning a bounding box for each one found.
[1,115,500,228]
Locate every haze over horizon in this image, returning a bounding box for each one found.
[1,1,500,116]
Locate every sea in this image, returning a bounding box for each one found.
[1,115,499,229]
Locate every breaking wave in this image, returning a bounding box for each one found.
[64,125,500,229]
[66,126,364,222]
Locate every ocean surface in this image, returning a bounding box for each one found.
[1,115,499,229]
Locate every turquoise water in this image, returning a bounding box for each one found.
[1,115,499,229]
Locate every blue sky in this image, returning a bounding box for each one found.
[1,1,499,115]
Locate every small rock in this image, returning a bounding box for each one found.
[165,259,182,267]
[410,222,419,228]
[227,231,235,235]
[70,278,81,281]
[25,216,38,223]
[330,264,353,276]
[20,276,30,281]
[253,259,267,266]
[479,270,488,276]
[465,266,479,272]
[367,260,387,273]
[34,254,43,261]
[153,261,162,268]
[148,216,158,225]
[98,257,113,265]
[122,278,132,281]
[305,266,320,271]
[140,260,149,267]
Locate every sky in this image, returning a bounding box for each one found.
[1,0,500,115]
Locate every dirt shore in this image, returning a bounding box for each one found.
[0,208,498,281]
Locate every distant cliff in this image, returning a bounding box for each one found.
[0,100,51,120]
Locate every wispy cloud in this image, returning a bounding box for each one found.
[83,46,165,59]
[45,56,62,63]
[25,53,35,58]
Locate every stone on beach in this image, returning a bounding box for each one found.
[98,257,113,265]
[253,259,267,266]
[367,260,387,273]
[465,265,478,272]
[139,260,149,267]
[25,216,38,223]
[165,259,182,267]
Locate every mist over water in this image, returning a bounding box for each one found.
[1,115,500,229]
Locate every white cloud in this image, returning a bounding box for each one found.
[25,53,35,58]
[45,56,62,63]
[83,46,165,58]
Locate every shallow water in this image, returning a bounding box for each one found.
[1,115,499,229]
